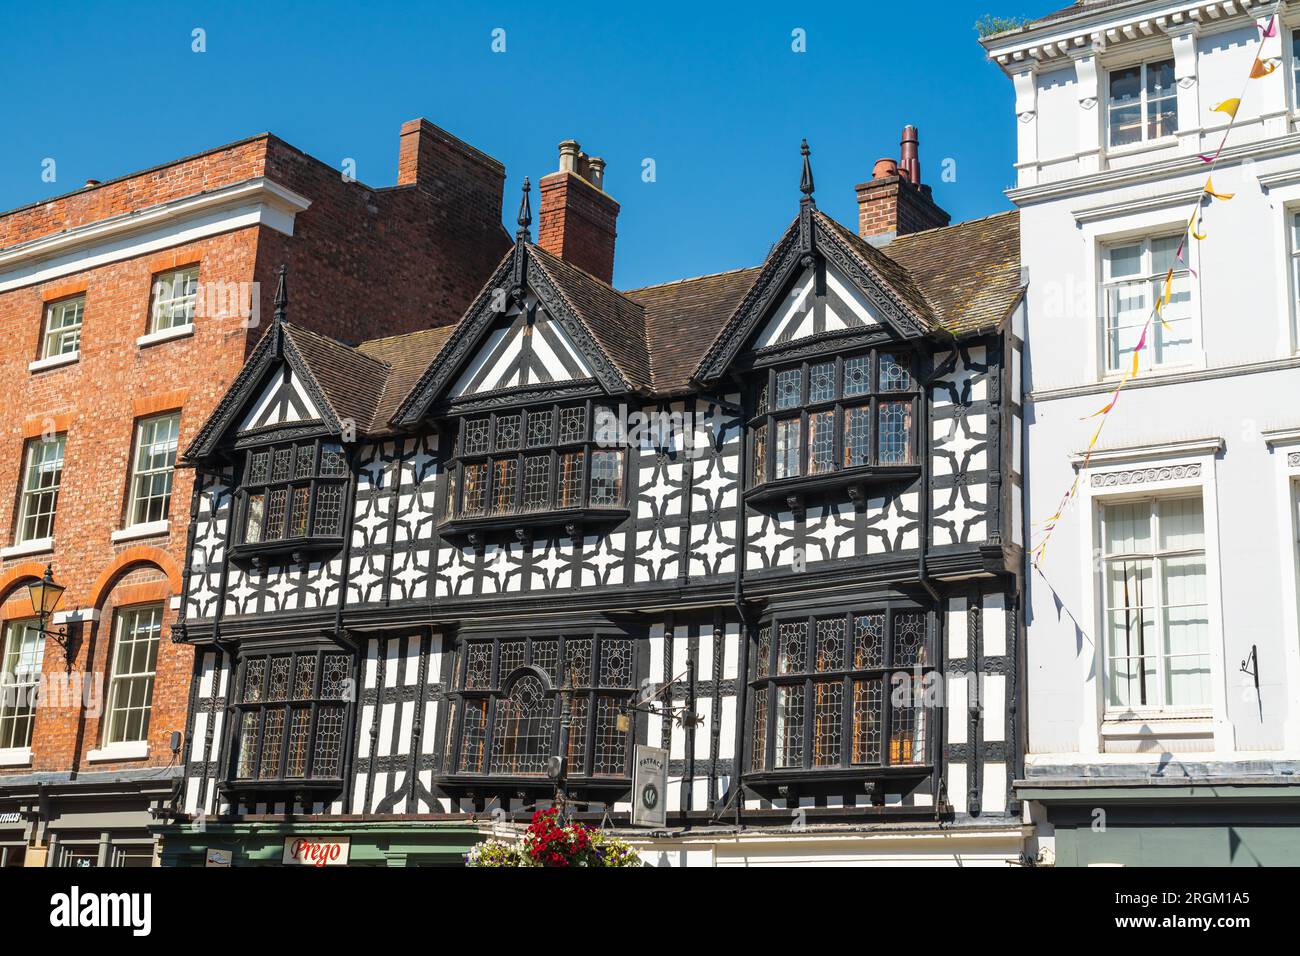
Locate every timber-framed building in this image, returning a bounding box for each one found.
[160,133,1029,866]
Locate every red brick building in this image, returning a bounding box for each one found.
[0,119,509,866]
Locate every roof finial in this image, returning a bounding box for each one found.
[516,177,532,242]
[799,139,815,203]
[273,265,288,324]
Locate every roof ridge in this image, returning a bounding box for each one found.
[885,208,1019,244]
[624,265,761,294]
[281,321,391,373]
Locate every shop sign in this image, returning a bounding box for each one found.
[631,745,668,827]
[0,812,21,824]
[282,836,350,867]
[205,848,232,868]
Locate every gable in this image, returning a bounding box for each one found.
[238,365,323,433]
[751,260,882,350]
[450,295,594,398]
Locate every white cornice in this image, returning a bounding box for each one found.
[1069,435,1224,465]
[0,177,311,294]
[982,0,1280,74]
[1262,424,1300,446]
[1009,132,1300,205]
[1072,185,1206,223]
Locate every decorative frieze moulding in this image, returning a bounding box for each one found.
[1092,463,1202,488]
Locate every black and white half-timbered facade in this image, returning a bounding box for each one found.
[160,146,1029,866]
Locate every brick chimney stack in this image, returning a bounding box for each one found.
[537,140,619,284]
[855,125,950,245]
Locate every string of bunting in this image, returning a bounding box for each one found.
[1030,3,1284,569]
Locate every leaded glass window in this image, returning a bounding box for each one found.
[446,402,625,520]
[239,440,349,548]
[444,634,638,781]
[748,350,917,489]
[231,648,354,784]
[749,606,933,772]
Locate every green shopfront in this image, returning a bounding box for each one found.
[1020,782,1300,867]
[156,819,487,867]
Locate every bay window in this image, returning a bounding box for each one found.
[1107,58,1177,148]
[231,648,353,785]
[1100,495,1210,712]
[444,402,626,524]
[1101,234,1194,374]
[236,439,348,552]
[443,634,636,782]
[748,350,917,491]
[748,606,933,774]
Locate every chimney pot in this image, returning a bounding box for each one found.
[855,125,948,244]
[538,141,620,283]
[84,179,101,187]
[900,125,920,185]
[558,140,581,174]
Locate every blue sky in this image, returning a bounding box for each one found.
[1,0,1023,289]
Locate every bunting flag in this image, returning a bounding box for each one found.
[1204,177,1235,201]
[1250,57,1278,78]
[1212,98,1242,119]
[1031,0,1285,572]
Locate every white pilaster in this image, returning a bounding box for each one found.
[1013,61,1040,187]
[1169,23,1202,157]
[1071,44,1103,175]
[1256,12,1289,137]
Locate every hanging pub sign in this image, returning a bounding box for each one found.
[282,835,350,867]
[631,744,668,827]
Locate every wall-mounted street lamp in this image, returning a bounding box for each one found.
[27,564,74,669]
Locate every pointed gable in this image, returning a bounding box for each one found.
[238,365,322,432]
[449,294,594,397]
[750,258,884,349]
[393,243,648,428]
[690,208,938,387]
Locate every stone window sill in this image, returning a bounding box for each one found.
[0,747,32,768]
[86,741,149,762]
[137,324,194,348]
[28,351,79,373]
[111,520,169,543]
[0,537,54,560]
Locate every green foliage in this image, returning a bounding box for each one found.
[464,809,646,868]
[975,14,1030,38]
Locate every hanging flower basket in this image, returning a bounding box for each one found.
[465,808,643,867]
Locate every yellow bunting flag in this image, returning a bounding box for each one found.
[1212,98,1241,119]
[1204,177,1235,201]
[1191,217,1208,240]
[1251,57,1278,78]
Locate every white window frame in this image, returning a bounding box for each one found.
[148,266,199,334]
[0,619,44,751]
[1264,428,1300,750]
[125,412,180,528]
[1098,494,1211,715]
[1099,232,1197,376]
[1105,57,1178,150]
[102,605,163,746]
[40,295,84,360]
[1073,441,1230,755]
[1290,211,1300,351]
[15,434,66,544]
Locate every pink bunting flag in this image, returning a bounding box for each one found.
[1197,152,1220,164]
[1259,16,1278,38]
